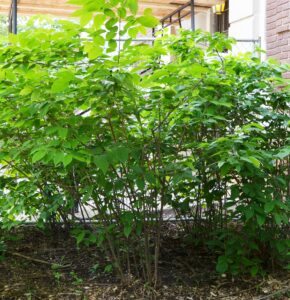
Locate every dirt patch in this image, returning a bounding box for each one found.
[0,227,289,300]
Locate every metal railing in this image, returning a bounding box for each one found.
[235,38,261,51]
[6,0,261,59]
[158,0,197,32]
[8,0,17,34]
[115,37,261,56]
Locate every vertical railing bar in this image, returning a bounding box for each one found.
[191,0,195,31]
[12,0,17,34]
[8,1,13,33]
[152,27,155,46]
[178,11,182,28]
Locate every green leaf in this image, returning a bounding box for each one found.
[88,233,97,244]
[248,156,261,168]
[104,264,113,273]
[240,156,261,168]
[124,225,132,238]
[250,265,259,277]
[32,150,46,163]
[116,147,129,163]
[31,91,40,102]
[63,154,73,167]
[110,0,119,5]
[136,178,145,191]
[104,8,115,18]
[231,185,240,200]
[245,208,254,221]
[220,163,231,176]
[105,18,118,30]
[275,147,290,160]
[58,70,75,81]
[128,27,139,39]
[53,152,65,165]
[280,213,288,224]
[58,127,68,139]
[76,230,85,245]
[0,70,5,81]
[84,42,103,60]
[144,8,153,16]
[94,35,105,46]
[216,256,228,273]
[264,201,275,214]
[137,15,159,27]
[256,214,266,227]
[127,0,138,14]
[80,12,93,27]
[93,14,106,30]
[275,240,286,254]
[72,152,89,163]
[107,40,117,52]
[211,100,233,108]
[274,213,282,225]
[117,7,126,18]
[51,78,69,93]
[20,87,33,96]
[94,155,109,174]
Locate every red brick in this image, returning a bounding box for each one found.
[267,22,278,31]
[274,39,288,47]
[280,30,290,39]
[266,29,277,37]
[267,28,278,37]
[267,35,277,43]
[267,8,277,18]
[278,3,290,12]
[266,0,289,63]
[277,25,290,33]
[267,1,277,11]
[267,14,280,24]
[280,11,289,18]
[281,44,290,52]
[267,43,275,50]
[277,0,289,4]
[282,2,290,10]
[276,52,288,59]
[267,48,282,56]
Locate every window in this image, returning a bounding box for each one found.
[214,0,229,35]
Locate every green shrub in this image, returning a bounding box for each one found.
[0,0,288,284]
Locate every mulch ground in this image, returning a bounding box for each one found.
[0,226,289,300]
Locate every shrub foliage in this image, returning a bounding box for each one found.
[0,0,289,285]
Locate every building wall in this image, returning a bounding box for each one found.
[266,0,290,76]
[179,10,212,32]
[228,0,266,59]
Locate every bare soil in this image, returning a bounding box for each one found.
[0,227,289,300]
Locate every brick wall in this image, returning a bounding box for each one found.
[266,0,290,77]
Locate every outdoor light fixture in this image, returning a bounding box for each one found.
[212,1,226,15]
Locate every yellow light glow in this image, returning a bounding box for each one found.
[212,1,226,15]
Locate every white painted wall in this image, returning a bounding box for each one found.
[179,10,212,32]
[175,1,267,58]
[228,0,266,59]
[145,1,266,59]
